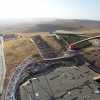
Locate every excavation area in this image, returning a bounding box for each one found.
[18,58,100,100]
[4,34,100,100]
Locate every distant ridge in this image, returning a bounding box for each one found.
[0,18,100,33]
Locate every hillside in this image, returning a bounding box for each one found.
[0,19,100,33]
[4,38,39,87]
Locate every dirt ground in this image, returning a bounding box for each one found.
[4,38,39,87]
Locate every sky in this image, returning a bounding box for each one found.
[0,0,100,20]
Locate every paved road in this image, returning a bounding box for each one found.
[0,36,6,95]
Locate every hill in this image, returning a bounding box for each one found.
[0,18,100,33]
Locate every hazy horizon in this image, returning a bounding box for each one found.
[0,17,100,24]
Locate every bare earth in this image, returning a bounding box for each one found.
[4,38,39,87]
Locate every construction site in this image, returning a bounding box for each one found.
[0,31,100,100]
